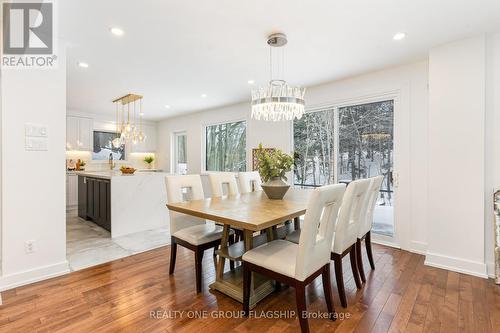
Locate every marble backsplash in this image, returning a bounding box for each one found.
[66,151,157,171]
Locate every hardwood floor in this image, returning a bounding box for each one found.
[0,243,498,332]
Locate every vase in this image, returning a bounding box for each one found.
[261,177,290,200]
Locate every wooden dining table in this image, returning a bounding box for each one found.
[166,188,311,308]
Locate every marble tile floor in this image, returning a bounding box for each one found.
[66,209,170,271]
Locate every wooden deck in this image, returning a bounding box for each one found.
[0,243,498,332]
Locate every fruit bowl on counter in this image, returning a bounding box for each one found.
[120,166,136,174]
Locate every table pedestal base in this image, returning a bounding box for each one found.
[209,265,275,309]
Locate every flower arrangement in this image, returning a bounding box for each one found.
[144,155,154,165]
[255,144,294,182]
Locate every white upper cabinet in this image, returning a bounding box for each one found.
[66,116,93,151]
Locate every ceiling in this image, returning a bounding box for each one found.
[60,0,500,120]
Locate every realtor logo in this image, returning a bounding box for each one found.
[2,1,57,68]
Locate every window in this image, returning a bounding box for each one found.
[293,108,335,187]
[173,132,187,174]
[293,100,394,236]
[205,121,246,172]
[92,131,125,160]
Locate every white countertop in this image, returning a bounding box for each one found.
[68,170,169,179]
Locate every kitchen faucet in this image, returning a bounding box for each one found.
[108,153,115,170]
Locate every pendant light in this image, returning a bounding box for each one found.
[251,33,306,121]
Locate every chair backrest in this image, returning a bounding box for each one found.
[295,184,346,281]
[238,171,262,193]
[208,172,239,197]
[358,176,384,238]
[165,174,206,233]
[332,178,371,255]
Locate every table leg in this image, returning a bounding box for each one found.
[266,227,274,242]
[294,216,301,230]
[243,230,254,251]
[216,224,230,280]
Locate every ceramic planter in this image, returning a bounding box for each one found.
[261,177,290,200]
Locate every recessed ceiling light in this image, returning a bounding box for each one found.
[164,105,171,109]
[393,32,406,41]
[77,62,89,68]
[247,79,255,84]
[110,27,124,36]
[201,94,207,98]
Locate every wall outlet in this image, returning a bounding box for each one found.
[24,240,36,254]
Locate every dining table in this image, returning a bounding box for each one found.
[166,188,311,308]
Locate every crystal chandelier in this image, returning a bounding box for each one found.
[111,94,146,148]
[251,33,305,121]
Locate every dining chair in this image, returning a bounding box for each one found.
[238,171,262,193]
[330,178,371,307]
[208,172,239,197]
[165,174,232,293]
[242,184,346,333]
[207,172,241,265]
[356,175,384,283]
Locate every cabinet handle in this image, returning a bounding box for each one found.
[83,177,87,184]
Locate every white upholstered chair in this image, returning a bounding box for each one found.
[208,172,239,197]
[207,172,240,266]
[243,184,346,333]
[330,178,371,307]
[356,175,384,282]
[238,171,262,193]
[165,174,229,293]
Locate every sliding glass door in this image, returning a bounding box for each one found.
[337,101,394,237]
[293,100,395,238]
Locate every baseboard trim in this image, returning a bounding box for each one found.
[371,238,400,249]
[424,252,488,279]
[0,261,70,292]
[486,261,497,279]
[409,241,428,255]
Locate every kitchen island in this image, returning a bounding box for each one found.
[77,171,170,238]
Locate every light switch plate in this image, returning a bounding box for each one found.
[25,137,48,151]
[25,123,48,137]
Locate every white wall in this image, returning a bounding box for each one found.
[157,61,429,254]
[0,44,69,290]
[426,36,488,277]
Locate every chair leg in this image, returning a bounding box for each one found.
[243,262,251,316]
[295,284,310,333]
[349,246,362,289]
[194,248,204,293]
[321,263,336,321]
[169,237,177,275]
[356,239,366,283]
[333,256,347,308]
[366,231,375,270]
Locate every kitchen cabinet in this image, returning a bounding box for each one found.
[66,174,78,207]
[66,116,92,151]
[78,176,111,232]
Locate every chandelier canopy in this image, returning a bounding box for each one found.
[251,33,305,121]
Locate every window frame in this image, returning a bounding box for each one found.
[171,130,187,174]
[202,118,248,173]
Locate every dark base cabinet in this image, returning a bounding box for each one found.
[78,175,111,232]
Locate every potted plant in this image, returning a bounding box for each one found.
[255,144,294,200]
[144,155,154,169]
